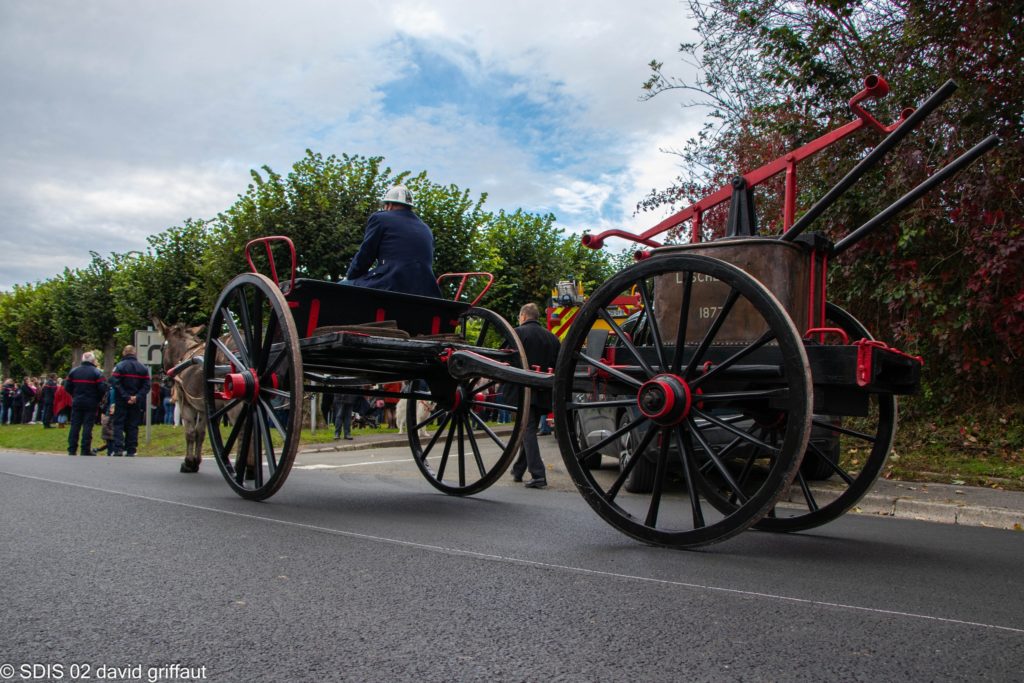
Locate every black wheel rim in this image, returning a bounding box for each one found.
[204,273,303,501]
[754,303,897,531]
[553,254,812,548]
[408,306,530,496]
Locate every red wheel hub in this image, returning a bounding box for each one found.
[218,369,261,403]
[637,374,692,426]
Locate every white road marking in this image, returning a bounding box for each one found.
[294,457,416,470]
[3,469,1023,636]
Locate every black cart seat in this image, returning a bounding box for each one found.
[286,278,472,339]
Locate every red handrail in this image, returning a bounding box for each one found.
[437,272,494,307]
[245,236,297,293]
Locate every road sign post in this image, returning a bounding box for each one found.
[135,330,164,445]
[134,330,164,367]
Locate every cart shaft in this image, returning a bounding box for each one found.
[447,350,555,390]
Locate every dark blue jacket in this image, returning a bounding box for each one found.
[345,208,442,298]
[64,361,108,409]
[41,379,57,406]
[111,354,151,404]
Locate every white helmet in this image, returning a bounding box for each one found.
[382,184,414,207]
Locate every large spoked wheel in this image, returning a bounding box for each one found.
[553,254,812,548]
[407,307,530,496]
[203,273,304,501]
[754,303,897,532]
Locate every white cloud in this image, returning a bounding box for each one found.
[0,0,703,290]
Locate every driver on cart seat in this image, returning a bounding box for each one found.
[343,184,443,298]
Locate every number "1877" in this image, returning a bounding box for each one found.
[698,306,722,320]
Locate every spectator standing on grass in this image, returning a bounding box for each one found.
[95,385,116,455]
[382,381,402,429]
[110,345,150,457]
[171,383,182,426]
[20,377,37,424]
[0,378,15,425]
[150,381,162,424]
[497,382,514,424]
[40,373,58,428]
[53,382,72,427]
[11,378,24,424]
[161,380,174,425]
[332,390,355,441]
[64,352,107,456]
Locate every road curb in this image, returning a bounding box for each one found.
[852,492,1024,530]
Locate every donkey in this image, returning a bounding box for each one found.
[154,318,209,473]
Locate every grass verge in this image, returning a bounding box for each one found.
[884,406,1024,491]
[0,421,400,457]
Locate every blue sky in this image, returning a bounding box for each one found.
[0,1,702,291]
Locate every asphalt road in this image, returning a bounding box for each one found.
[1,447,1022,682]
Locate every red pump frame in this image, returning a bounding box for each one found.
[581,75,912,251]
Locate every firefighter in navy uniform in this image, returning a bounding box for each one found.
[63,351,108,456]
[110,345,151,457]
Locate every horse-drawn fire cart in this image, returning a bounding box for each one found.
[177,76,997,548]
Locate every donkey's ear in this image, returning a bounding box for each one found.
[152,317,168,335]
[188,325,206,337]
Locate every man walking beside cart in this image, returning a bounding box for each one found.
[110,345,151,457]
[510,303,561,489]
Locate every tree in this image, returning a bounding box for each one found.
[111,219,213,330]
[15,279,68,372]
[281,151,395,282]
[68,254,120,372]
[471,209,615,321]
[196,151,485,318]
[0,147,615,369]
[405,173,487,278]
[641,0,1023,405]
[0,286,34,376]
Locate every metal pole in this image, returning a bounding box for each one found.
[781,80,959,242]
[310,393,316,435]
[832,135,1001,256]
[145,367,152,445]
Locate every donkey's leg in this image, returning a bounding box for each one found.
[195,415,206,467]
[180,409,201,473]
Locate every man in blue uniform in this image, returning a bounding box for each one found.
[344,185,442,298]
[64,352,107,456]
[110,345,151,457]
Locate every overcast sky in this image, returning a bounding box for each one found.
[0,1,703,291]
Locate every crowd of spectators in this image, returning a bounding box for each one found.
[2,347,182,457]
[2,372,178,429]
[318,380,517,440]
[0,375,61,426]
